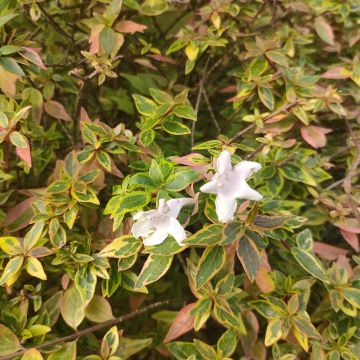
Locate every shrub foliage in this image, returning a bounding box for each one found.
[0,0,360,359]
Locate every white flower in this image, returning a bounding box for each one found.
[200,150,262,223]
[131,198,194,246]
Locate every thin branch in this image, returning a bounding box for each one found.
[37,2,74,42]
[202,88,221,133]
[191,59,210,148]
[2,300,170,360]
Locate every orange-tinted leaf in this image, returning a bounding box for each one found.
[16,145,32,167]
[147,53,177,65]
[0,68,18,97]
[115,20,147,34]
[44,100,72,121]
[89,24,105,54]
[340,229,359,252]
[301,126,332,149]
[163,303,195,343]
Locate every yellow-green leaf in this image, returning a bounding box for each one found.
[264,318,283,346]
[99,235,142,258]
[0,255,24,286]
[0,236,23,255]
[25,257,46,280]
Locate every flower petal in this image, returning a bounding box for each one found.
[167,198,194,218]
[235,161,262,179]
[200,179,218,194]
[236,179,263,201]
[216,150,232,175]
[215,194,237,223]
[131,218,152,238]
[143,229,169,246]
[168,218,187,245]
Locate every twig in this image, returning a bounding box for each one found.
[191,59,210,148]
[37,2,74,42]
[202,88,221,132]
[1,300,170,360]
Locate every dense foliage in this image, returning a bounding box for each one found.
[0,0,360,359]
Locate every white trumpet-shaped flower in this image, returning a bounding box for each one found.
[131,198,194,246]
[200,150,262,223]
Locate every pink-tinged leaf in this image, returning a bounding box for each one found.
[129,294,147,311]
[134,58,157,70]
[16,145,32,167]
[147,54,178,65]
[4,197,35,232]
[80,107,92,122]
[340,229,359,252]
[0,68,18,97]
[255,253,274,293]
[314,17,335,46]
[20,47,46,69]
[115,20,147,34]
[336,255,353,278]
[240,311,259,357]
[301,126,332,148]
[89,24,105,54]
[313,241,347,261]
[335,219,360,234]
[163,303,195,343]
[349,32,360,47]
[218,85,236,93]
[44,100,72,121]
[279,139,297,148]
[321,66,350,79]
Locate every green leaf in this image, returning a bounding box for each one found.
[291,247,329,283]
[132,94,157,116]
[194,339,217,360]
[191,297,212,331]
[253,215,288,230]
[139,129,155,145]
[142,236,186,255]
[166,342,199,360]
[97,151,112,172]
[100,27,116,54]
[221,221,243,245]
[258,86,274,110]
[47,341,77,360]
[22,348,43,360]
[236,236,260,282]
[173,104,197,121]
[192,140,222,150]
[293,312,321,339]
[296,229,313,251]
[114,337,153,359]
[265,318,283,346]
[0,13,18,28]
[149,88,172,104]
[0,255,23,286]
[196,246,226,290]
[266,50,288,67]
[101,326,119,358]
[0,324,23,356]
[216,329,239,358]
[106,191,151,215]
[163,119,191,135]
[9,131,28,148]
[279,165,317,186]
[213,299,246,332]
[25,257,46,280]
[342,288,360,309]
[85,295,114,323]
[75,267,97,305]
[0,236,23,255]
[135,254,173,288]
[140,0,168,16]
[165,170,198,191]
[23,221,44,251]
[104,0,123,25]
[60,285,86,330]
[185,224,224,246]
[99,235,142,258]
[248,56,268,80]
[0,57,25,76]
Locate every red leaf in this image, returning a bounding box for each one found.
[147,54,178,65]
[4,197,34,232]
[163,303,195,343]
[44,100,72,121]
[340,229,359,251]
[301,125,332,148]
[321,66,350,79]
[16,145,32,167]
[314,241,347,261]
[115,20,147,34]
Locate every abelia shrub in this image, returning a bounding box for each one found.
[0,1,360,359]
